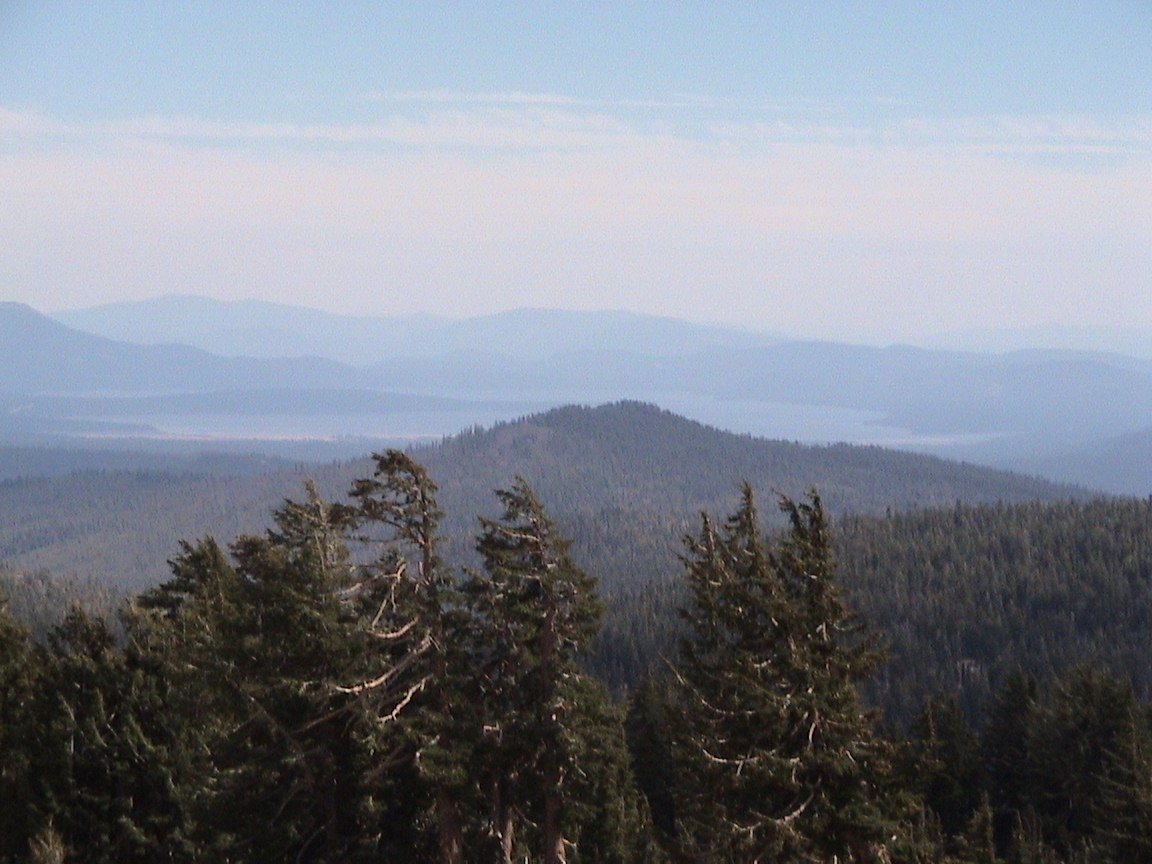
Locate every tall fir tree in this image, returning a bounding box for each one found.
[349,451,469,864]
[906,693,984,839]
[1023,666,1139,858]
[1093,704,1152,863]
[465,478,653,863]
[135,484,403,863]
[672,486,902,863]
[624,675,678,839]
[26,608,200,864]
[980,670,1038,845]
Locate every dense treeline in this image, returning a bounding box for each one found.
[3,455,1151,863]
[8,485,1152,727]
[0,446,298,482]
[0,567,121,640]
[0,469,298,590]
[839,498,1152,719]
[0,402,1085,587]
[586,496,1152,724]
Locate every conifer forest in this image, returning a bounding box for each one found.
[9,3,1152,861]
[2,450,1152,863]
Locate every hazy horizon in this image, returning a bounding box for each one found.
[32,291,1152,359]
[2,4,1150,346]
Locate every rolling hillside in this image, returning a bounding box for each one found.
[6,401,1140,727]
[0,402,1086,590]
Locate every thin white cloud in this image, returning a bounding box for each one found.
[0,106,642,153]
[2,102,1149,341]
[365,89,810,113]
[369,89,590,106]
[0,108,81,138]
[7,101,1147,162]
[898,115,1152,155]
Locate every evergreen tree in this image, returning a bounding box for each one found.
[1024,666,1138,857]
[136,485,395,863]
[466,478,650,863]
[981,670,1038,846]
[27,608,199,864]
[0,590,36,862]
[1093,705,1152,863]
[951,796,1003,864]
[349,451,468,864]
[624,675,677,838]
[907,694,983,839]
[560,676,664,864]
[672,486,901,863]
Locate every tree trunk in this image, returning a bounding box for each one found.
[437,784,464,864]
[500,807,515,864]
[543,786,566,864]
[488,779,515,863]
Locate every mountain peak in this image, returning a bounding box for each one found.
[0,301,96,342]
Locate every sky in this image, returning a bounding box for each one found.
[1,2,1150,345]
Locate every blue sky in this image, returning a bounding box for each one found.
[1,2,1150,344]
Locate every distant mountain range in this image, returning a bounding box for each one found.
[925,322,1152,359]
[0,301,359,393]
[1,296,1151,493]
[0,301,544,450]
[51,295,779,366]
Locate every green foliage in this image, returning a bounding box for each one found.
[464,478,650,862]
[963,665,1150,863]
[559,678,664,864]
[905,694,984,839]
[350,451,472,864]
[7,436,1152,863]
[0,468,291,590]
[26,608,200,863]
[75,455,653,863]
[1024,666,1137,851]
[837,498,1152,721]
[0,566,122,639]
[624,676,677,837]
[0,590,37,862]
[1093,706,1152,863]
[134,487,386,863]
[672,486,904,863]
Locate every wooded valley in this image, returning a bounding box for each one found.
[3,408,1152,862]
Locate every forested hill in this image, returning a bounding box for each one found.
[416,401,1084,525]
[5,400,1150,729]
[0,402,1085,590]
